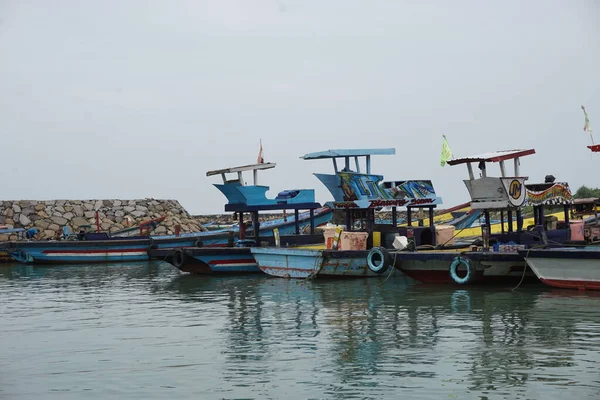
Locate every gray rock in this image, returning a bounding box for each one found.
[48,224,60,231]
[3,208,13,217]
[34,204,45,211]
[115,216,124,224]
[103,200,113,207]
[131,210,146,218]
[34,220,50,230]
[43,230,56,239]
[72,217,88,227]
[135,205,148,212]
[154,226,167,234]
[21,207,34,216]
[73,205,84,217]
[19,214,31,225]
[83,202,94,211]
[51,216,68,225]
[12,204,21,213]
[100,222,111,230]
[63,212,74,220]
[0,216,5,224]
[44,200,55,206]
[56,200,67,206]
[64,206,74,212]
[84,211,96,218]
[52,212,63,218]
[113,200,122,207]
[128,200,136,206]
[55,206,66,213]
[123,206,135,213]
[36,210,49,218]
[94,200,103,211]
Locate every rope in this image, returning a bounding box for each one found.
[305,250,324,281]
[511,248,530,291]
[377,250,398,287]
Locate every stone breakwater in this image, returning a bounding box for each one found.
[0,199,206,241]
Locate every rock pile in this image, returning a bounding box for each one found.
[0,199,206,241]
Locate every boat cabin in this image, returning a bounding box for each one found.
[302,149,444,248]
[207,162,323,244]
[447,149,535,210]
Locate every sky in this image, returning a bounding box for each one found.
[0,0,598,214]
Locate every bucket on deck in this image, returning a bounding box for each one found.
[570,220,585,241]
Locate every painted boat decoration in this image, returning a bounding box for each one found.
[518,247,600,291]
[151,161,331,274]
[252,148,445,279]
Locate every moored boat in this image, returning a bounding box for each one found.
[391,148,586,285]
[519,247,600,290]
[251,148,444,278]
[151,161,330,274]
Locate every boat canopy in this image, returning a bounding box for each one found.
[301,148,395,175]
[206,162,276,186]
[588,144,600,152]
[301,149,395,159]
[447,149,535,166]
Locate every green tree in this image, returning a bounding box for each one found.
[574,185,600,199]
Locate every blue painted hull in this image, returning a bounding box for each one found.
[150,247,260,274]
[251,248,381,278]
[7,208,332,265]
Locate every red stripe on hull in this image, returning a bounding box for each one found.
[402,269,536,285]
[540,277,600,291]
[43,248,145,254]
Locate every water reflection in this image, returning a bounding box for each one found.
[1,263,600,399]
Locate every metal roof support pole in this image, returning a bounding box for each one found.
[309,209,315,234]
[253,169,258,186]
[344,157,350,171]
[366,155,371,174]
[514,157,520,176]
[466,163,475,180]
[294,209,300,235]
[332,158,339,173]
[499,161,506,177]
[508,210,513,232]
[354,156,360,173]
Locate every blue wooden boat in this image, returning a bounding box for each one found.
[7,162,332,265]
[251,148,444,278]
[149,162,332,274]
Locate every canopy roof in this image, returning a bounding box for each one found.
[301,148,395,160]
[447,149,535,166]
[588,144,600,152]
[206,162,276,177]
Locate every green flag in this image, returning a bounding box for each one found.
[440,135,453,166]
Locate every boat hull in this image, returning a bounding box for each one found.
[251,248,381,278]
[396,251,534,285]
[150,247,259,274]
[520,248,600,290]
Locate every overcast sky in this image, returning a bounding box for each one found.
[0,0,598,214]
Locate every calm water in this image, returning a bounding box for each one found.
[1,263,600,400]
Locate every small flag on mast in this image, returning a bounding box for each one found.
[582,105,593,134]
[257,140,264,164]
[440,135,453,167]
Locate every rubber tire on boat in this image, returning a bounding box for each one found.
[172,249,186,269]
[195,239,203,248]
[449,256,475,285]
[367,247,392,274]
